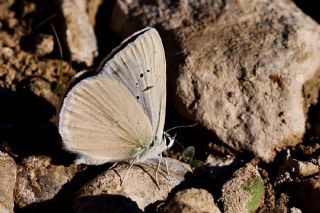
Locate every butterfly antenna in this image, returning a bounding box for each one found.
[166,123,198,133]
[164,123,198,149]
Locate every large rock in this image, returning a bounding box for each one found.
[276,157,319,184]
[75,158,191,211]
[111,0,320,162]
[164,188,221,213]
[0,152,16,213]
[58,0,98,66]
[14,155,81,207]
[222,163,265,213]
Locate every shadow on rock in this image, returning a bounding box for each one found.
[16,193,142,213]
[75,194,143,213]
[0,88,75,164]
[146,158,242,212]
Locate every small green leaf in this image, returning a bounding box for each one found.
[180,146,195,163]
[241,178,265,212]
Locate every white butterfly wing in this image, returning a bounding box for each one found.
[100,28,166,144]
[59,75,154,164]
[59,28,166,164]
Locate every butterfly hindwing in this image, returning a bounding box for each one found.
[59,75,154,164]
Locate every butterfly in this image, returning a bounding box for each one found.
[58,27,174,185]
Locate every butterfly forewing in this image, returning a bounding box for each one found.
[101,28,166,143]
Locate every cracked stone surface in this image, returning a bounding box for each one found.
[75,158,191,211]
[111,0,320,162]
[14,155,81,208]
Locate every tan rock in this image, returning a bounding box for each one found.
[75,158,191,211]
[222,163,265,213]
[290,207,302,213]
[164,188,221,213]
[0,152,16,213]
[276,157,320,185]
[111,0,320,162]
[34,34,54,57]
[27,77,59,107]
[290,159,319,177]
[1,47,13,60]
[14,155,81,207]
[59,0,98,66]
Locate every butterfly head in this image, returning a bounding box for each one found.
[163,132,175,149]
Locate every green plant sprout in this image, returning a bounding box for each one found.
[180,146,204,169]
[241,178,265,212]
[51,24,64,94]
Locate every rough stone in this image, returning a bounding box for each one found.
[276,157,320,185]
[1,47,14,60]
[75,158,191,211]
[0,27,75,92]
[0,152,16,213]
[14,155,81,208]
[289,158,319,177]
[206,155,235,167]
[222,163,265,213]
[164,188,221,213]
[111,0,320,162]
[59,0,98,66]
[290,207,302,213]
[85,0,103,27]
[34,34,54,57]
[27,77,59,107]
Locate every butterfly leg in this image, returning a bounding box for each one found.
[155,158,161,189]
[162,156,171,181]
[157,155,170,181]
[109,162,118,170]
[121,156,138,186]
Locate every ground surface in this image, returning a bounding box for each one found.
[0,1,319,212]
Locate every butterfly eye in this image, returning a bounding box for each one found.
[140,73,144,78]
[136,96,140,100]
[147,69,150,73]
